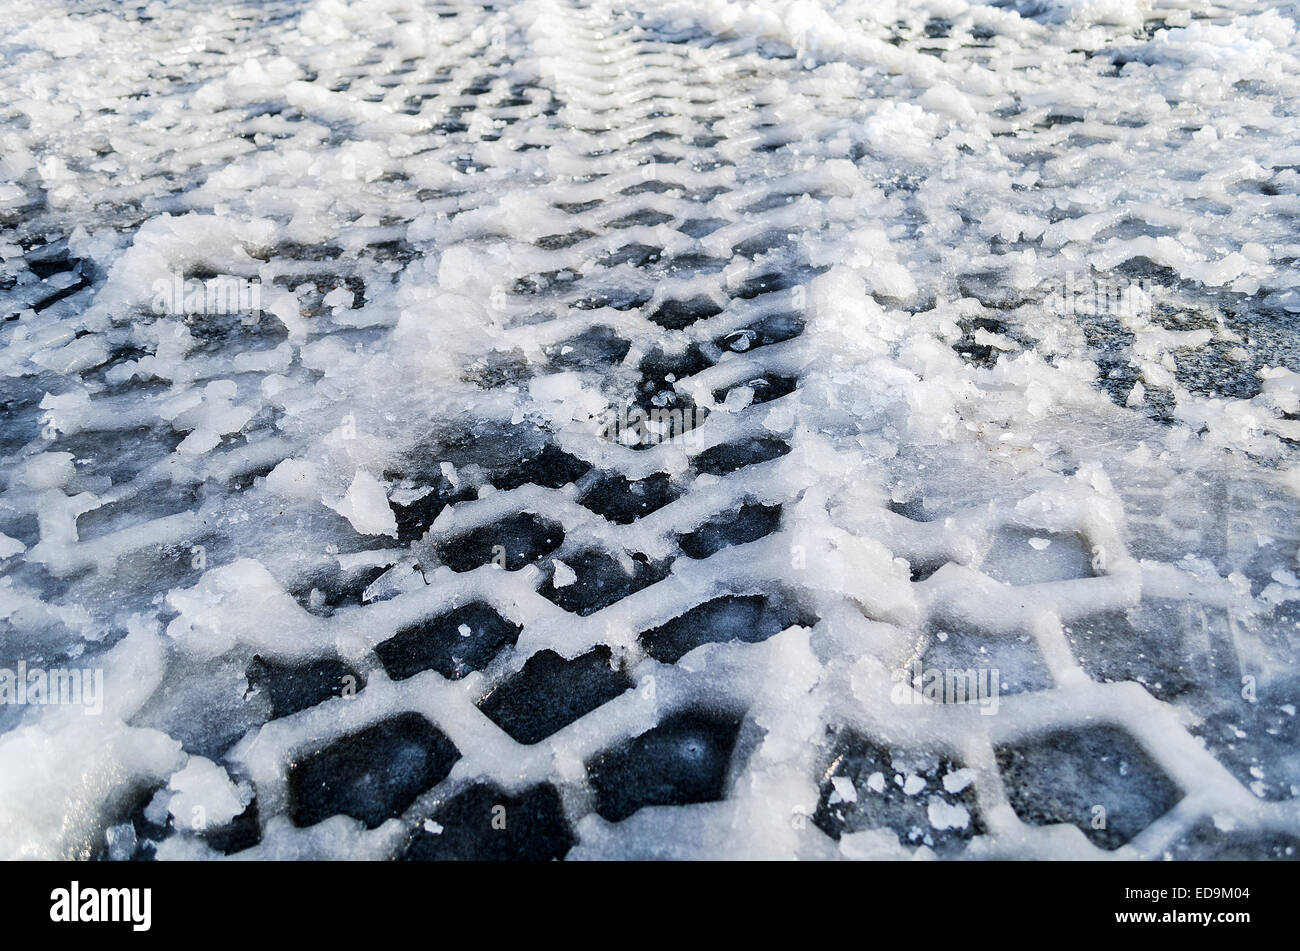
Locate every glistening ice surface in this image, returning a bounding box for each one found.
[1,0,1299,860]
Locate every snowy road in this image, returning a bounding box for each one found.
[1,0,1298,860]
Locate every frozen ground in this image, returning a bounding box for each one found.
[0,0,1298,860]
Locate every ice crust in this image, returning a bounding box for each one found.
[0,0,1298,860]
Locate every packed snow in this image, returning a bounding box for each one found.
[0,0,1298,860]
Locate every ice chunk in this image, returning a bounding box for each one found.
[166,757,253,830]
[327,471,398,538]
[942,769,975,794]
[264,459,320,501]
[927,800,970,831]
[551,559,577,588]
